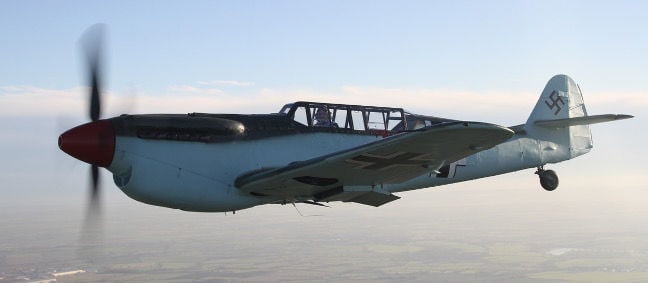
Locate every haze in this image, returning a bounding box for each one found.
[1,1,646,282]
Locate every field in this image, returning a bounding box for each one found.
[2,182,647,282]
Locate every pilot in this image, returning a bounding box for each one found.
[314,106,337,127]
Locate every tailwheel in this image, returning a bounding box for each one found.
[535,166,559,191]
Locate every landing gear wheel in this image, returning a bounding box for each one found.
[535,167,559,191]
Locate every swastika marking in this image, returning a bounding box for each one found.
[544,90,566,116]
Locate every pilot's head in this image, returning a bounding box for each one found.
[315,106,331,124]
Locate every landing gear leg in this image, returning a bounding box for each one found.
[535,166,559,191]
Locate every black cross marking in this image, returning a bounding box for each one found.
[544,90,566,116]
[347,152,430,170]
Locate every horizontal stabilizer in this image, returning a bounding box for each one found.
[535,114,633,128]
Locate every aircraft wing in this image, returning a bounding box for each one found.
[235,121,514,203]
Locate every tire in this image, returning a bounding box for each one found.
[539,170,559,191]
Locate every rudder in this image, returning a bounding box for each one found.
[525,74,592,163]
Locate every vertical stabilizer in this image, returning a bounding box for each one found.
[526,74,587,124]
[525,75,592,163]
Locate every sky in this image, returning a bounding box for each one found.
[0,0,645,206]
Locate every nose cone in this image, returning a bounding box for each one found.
[58,120,115,167]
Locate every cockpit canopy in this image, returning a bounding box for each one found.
[279,101,455,133]
[280,102,406,132]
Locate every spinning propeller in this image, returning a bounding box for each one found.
[85,23,104,211]
[58,24,115,244]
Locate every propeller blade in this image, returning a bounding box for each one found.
[90,68,101,121]
[90,165,100,203]
[78,164,104,261]
[80,24,106,121]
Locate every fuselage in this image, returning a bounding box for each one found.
[101,110,576,212]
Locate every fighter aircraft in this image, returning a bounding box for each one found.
[59,25,632,213]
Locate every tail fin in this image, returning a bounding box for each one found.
[526,74,587,124]
[524,74,632,163]
[525,75,594,163]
